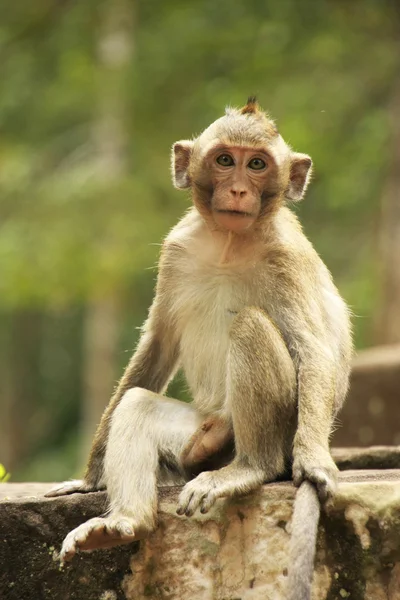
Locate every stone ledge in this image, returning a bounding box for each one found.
[1,470,400,600]
[333,344,400,447]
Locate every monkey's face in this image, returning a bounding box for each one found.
[172,139,285,234]
[199,144,278,233]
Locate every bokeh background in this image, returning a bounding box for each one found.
[1,0,399,482]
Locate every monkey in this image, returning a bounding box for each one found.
[47,98,352,599]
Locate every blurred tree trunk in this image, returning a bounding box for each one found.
[81,296,120,458]
[375,79,400,344]
[0,311,41,471]
[81,0,134,459]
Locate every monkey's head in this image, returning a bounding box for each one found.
[172,98,312,234]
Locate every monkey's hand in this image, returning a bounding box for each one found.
[44,479,105,498]
[180,416,233,469]
[292,446,338,503]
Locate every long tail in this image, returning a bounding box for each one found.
[287,481,321,600]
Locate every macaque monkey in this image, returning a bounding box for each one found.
[47,98,352,599]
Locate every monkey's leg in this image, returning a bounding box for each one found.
[177,307,297,516]
[60,388,202,562]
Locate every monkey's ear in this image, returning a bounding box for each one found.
[286,153,313,201]
[172,140,194,189]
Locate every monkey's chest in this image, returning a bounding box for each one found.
[177,275,249,414]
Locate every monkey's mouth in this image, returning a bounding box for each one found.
[216,209,253,217]
[214,209,256,233]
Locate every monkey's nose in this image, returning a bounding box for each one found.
[230,188,247,198]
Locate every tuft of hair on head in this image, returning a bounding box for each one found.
[240,96,259,115]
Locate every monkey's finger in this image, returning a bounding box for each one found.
[308,469,337,502]
[183,491,208,517]
[177,483,208,517]
[176,490,194,516]
[200,491,217,514]
[292,466,305,488]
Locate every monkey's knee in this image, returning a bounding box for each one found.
[123,386,156,404]
[230,307,296,391]
[113,387,157,420]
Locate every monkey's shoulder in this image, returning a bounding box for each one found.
[164,208,203,247]
[261,236,330,289]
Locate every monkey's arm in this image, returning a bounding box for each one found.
[291,336,339,500]
[46,249,181,497]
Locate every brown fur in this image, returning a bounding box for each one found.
[240,95,259,114]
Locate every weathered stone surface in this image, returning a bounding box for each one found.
[0,483,136,600]
[1,469,400,600]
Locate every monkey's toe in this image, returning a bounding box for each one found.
[45,479,103,497]
[59,516,138,562]
[177,472,218,516]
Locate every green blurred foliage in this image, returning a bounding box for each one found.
[0,0,399,480]
[0,464,10,482]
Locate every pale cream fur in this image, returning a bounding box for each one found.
[54,103,352,588]
[163,206,351,421]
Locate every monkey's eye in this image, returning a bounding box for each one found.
[216,154,234,167]
[248,158,266,170]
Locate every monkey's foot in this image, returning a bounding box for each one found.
[177,464,265,517]
[177,471,220,516]
[60,516,140,562]
[292,452,338,502]
[45,479,105,497]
